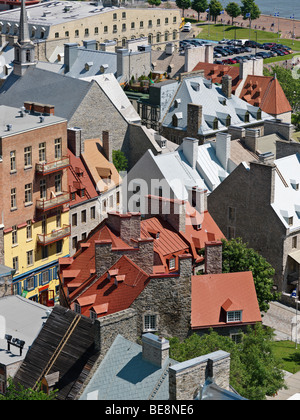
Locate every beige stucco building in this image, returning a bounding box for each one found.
[0,1,181,50]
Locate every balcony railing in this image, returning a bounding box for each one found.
[36,191,70,211]
[37,224,71,246]
[36,156,70,175]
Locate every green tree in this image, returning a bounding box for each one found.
[147,0,161,7]
[175,0,192,17]
[225,2,241,25]
[208,0,223,23]
[112,150,128,173]
[169,325,286,400]
[191,0,208,21]
[221,238,280,313]
[292,112,300,131]
[240,0,260,28]
[0,378,57,400]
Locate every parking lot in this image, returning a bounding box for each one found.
[179,38,294,65]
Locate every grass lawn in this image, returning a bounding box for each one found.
[196,24,300,52]
[270,341,300,374]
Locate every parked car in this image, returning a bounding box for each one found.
[182,22,192,32]
[214,52,222,58]
[244,47,252,52]
[219,38,229,44]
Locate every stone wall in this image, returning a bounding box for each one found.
[169,350,230,400]
[131,255,192,339]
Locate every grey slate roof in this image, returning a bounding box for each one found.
[80,334,176,401]
[0,66,92,120]
[161,75,270,136]
[65,48,117,79]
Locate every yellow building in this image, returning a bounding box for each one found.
[4,211,70,305]
[0,1,181,52]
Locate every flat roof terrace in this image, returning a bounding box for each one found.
[0,1,124,26]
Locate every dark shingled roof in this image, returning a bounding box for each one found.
[13,305,100,400]
[0,67,92,120]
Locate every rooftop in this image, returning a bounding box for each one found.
[191,271,262,330]
[0,295,50,366]
[0,1,124,26]
[0,104,66,137]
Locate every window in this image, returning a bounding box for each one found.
[94,27,99,34]
[27,276,35,290]
[55,138,62,160]
[65,31,69,37]
[25,183,32,204]
[39,142,46,162]
[140,21,144,28]
[293,236,297,249]
[41,270,49,285]
[55,32,59,38]
[72,213,77,227]
[81,209,87,223]
[56,240,63,254]
[289,217,294,226]
[157,19,161,25]
[55,174,62,193]
[116,191,120,205]
[122,12,126,19]
[42,215,46,235]
[12,256,19,273]
[227,311,242,323]
[231,332,243,344]
[72,236,78,250]
[173,30,177,40]
[26,49,31,62]
[56,211,61,228]
[75,29,79,37]
[90,310,97,321]
[144,314,157,332]
[228,206,236,222]
[82,232,87,241]
[227,226,235,238]
[156,32,161,43]
[11,188,16,209]
[74,303,81,314]
[27,250,33,266]
[213,118,219,130]
[113,24,117,33]
[164,32,168,41]
[113,12,117,20]
[148,20,152,27]
[173,16,177,23]
[10,151,16,172]
[104,26,108,33]
[84,28,89,36]
[26,220,32,240]
[24,146,32,167]
[244,112,250,123]
[91,206,96,219]
[131,22,135,29]
[169,258,176,270]
[165,17,169,24]
[42,246,48,260]
[122,23,126,31]
[40,179,46,199]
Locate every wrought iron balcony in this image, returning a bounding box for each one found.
[37,224,71,246]
[36,156,70,175]
[36,191,70,211]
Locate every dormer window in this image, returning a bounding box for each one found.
[244,111,250,123]
[226,115,231,127]
[289,216,294,226]
[257,108,262,120]
[169,257,176,270]
[213,118,219,130]
[227,310,242,323]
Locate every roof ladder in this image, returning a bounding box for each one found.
[32,313,81,391]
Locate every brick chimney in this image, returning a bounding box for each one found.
[142,333,170,368]
[205,241,222,274]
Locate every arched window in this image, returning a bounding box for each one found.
[156,32,161,43]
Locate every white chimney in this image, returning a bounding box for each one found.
[215,132,231,172]
[142,333,170,368]
[182,137,198,170]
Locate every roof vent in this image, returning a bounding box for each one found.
[6,124,12,131]
[40,116,45,123]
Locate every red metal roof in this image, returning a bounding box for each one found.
[239,75,292,115]
[71,255,150,318]
[191,271,262,329]
[68,150,98,207]
[192,62,242,94]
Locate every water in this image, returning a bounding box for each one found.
[221,0,300,21]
